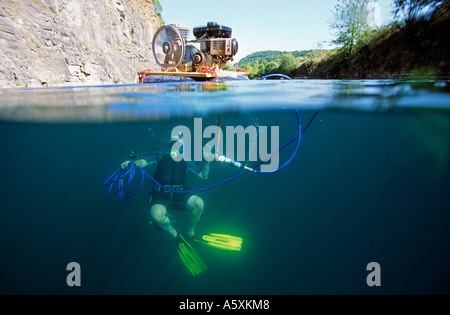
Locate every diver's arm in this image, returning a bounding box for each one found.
[188,161,210,180]
[137,159,158,168]
[199,161,210,180]
[121,159,157,169]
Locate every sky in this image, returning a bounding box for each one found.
[159,0,396,62]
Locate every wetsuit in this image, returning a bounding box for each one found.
[149,154,199,210]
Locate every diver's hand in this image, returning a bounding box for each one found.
[121,160,131,169]
[203,152,216,161]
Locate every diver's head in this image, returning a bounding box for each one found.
[128,150,137,160]
[168,135,182,147]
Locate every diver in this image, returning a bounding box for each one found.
[120,134,242,276]
[121,135,208,240]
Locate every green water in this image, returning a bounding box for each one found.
[0,80,449,294]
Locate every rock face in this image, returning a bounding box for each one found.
[0,0,161,87]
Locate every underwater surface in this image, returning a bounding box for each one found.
[0,79,449,294]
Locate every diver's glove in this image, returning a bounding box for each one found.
[121,160,131,169]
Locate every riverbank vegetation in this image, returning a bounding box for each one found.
[236,50,326,79]
[237,0,450,79]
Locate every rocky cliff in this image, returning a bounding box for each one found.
[0,0,161,88]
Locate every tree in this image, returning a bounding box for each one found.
[257,61,266,77]
[151,0,163,15]
[331,0,370,55]
[278,53,300,76]
[151,0,164,26]
[393,0,447,22]
[264,61,279,74]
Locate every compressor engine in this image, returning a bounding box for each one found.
[152,21,238,72]
[191,22,238,71]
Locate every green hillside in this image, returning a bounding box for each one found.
[237,50,313,66]
[235,50,329,79]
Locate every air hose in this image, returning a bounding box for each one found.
[104,74,319,199]
[104,163,145,199]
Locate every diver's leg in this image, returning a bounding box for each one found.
[150,204,177,238]
[186,195,204,238]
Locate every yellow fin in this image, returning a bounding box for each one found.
[177,235,207,275]
[198,233,243,251]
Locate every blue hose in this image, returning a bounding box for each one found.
[253,74,299,174]
[104,75,319,199]
[252,109,301,174]
[260,74,293,80]
[104,161,145,199]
